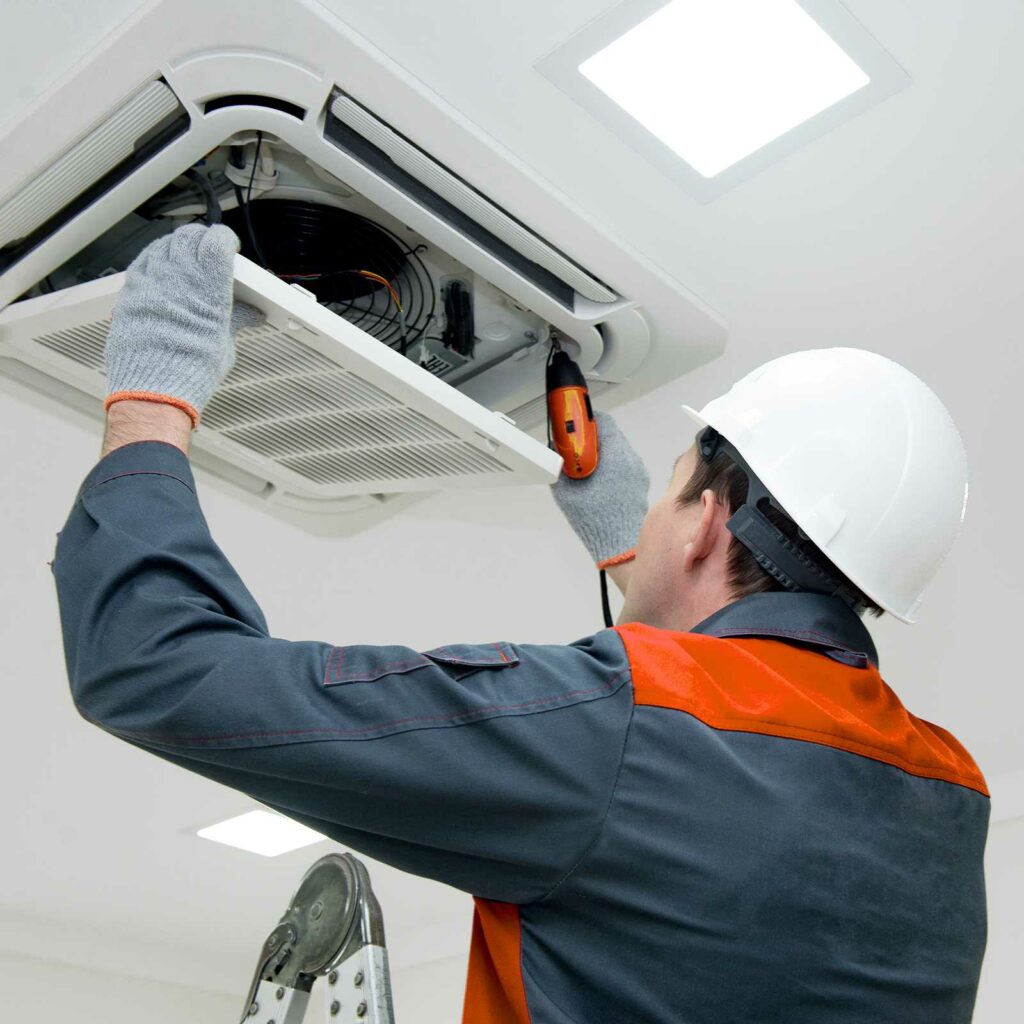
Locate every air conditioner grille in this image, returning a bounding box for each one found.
[36,322,108,370]
[283,440,506,485]
[204,369,399,430]
[23,314,514,487]
[224,325,336,381]
[225,406,452,459]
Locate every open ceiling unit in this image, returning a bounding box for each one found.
[0,0,726,531]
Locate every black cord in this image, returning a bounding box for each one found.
[234,185,269,269]
[545,339,559,449]
[248,132,262,202]
[183,169,222,225]
[600,569,614,628]
[235,133,269,268]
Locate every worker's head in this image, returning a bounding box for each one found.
[618,437,883,631]
[620,347,969,629]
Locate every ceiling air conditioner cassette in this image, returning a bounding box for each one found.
[0,0,726,533]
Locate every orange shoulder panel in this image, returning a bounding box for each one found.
[462,898,531,1024]
[614,623,988,796]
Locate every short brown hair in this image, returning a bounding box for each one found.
[675,449,884,618]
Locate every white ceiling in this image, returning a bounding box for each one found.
[2,0,1023,998]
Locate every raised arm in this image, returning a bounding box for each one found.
[52,223,635,903]
[52,438,634,901]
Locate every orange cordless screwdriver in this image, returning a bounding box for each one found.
[546,342,600,478]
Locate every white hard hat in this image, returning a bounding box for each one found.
[681,348,968,624]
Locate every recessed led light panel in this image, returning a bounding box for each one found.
[537,0,909,200]
[196,810,327,857]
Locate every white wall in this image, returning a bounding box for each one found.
[391,955,467,1023]
[0,952,240,1024]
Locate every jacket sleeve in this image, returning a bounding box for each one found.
[52,441,634,903]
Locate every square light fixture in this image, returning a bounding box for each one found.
[536,0,910,201]
[196,810,327,857]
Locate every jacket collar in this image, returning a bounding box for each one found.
[689,591,879,669]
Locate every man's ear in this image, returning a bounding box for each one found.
[682,489,722,573]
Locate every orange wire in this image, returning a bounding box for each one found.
[357,270,402,312]
[276,268,404,315]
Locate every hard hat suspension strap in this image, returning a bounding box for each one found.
[697,427,864,613]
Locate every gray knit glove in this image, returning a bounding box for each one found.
[104,223,263,427]
[551,411,650,568]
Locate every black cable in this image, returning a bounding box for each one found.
[235,132,269,268]
[248,132,262,201]
[234,185,269,269]
[183,169,222,225]
[600,569,614,628]
[545,339,558,449]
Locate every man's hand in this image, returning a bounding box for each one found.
[550,411,649,596]
[103,223,262,433]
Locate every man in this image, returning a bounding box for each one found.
[53,225,987,1023]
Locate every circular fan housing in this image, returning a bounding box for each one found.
[223,199,433,350]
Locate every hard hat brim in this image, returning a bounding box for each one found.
[680,404,708,433]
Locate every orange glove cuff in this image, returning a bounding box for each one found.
[104,391,200,429]
[597,547,637,570]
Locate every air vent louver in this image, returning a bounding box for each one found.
[35,322,108,369]
[0,81,184,251]
[327,89,618,306]
[283,440,506,485]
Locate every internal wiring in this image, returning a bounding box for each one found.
[238,132,269,267]
[278,266,412,351]
[224,196,435,356]
[357,270,403,311]
[335,217,432,353]
[280,269,403,311]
